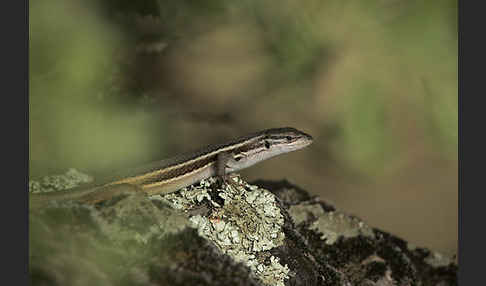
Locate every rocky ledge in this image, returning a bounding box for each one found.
[29,170,457,285]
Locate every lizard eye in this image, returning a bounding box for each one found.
[264,141,271,149]
[286,136,292,141]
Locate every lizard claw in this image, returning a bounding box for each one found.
[219,174,245,191]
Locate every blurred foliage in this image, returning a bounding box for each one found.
[29,0,170,177]
[30,0,457,176]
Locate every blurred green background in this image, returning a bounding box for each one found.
[30,0,457,255]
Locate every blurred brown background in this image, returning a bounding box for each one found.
[30,0,457,256]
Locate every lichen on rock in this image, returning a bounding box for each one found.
[288,203,375,245]
[425,251,455,268]
[29,170,458,286]
[29,168,93,194]
[153,175,290,286]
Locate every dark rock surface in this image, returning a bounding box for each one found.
[29,174,457,286]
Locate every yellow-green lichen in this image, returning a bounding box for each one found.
[424,251,454,268]
[152,175,290,286]
[289,203,375,245]
[29,168,93,194]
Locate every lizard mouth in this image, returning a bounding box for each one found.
[297,132,313,148]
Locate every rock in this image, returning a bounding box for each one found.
[29,173,457,285]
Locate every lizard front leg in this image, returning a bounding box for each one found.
[216,152,245,190]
